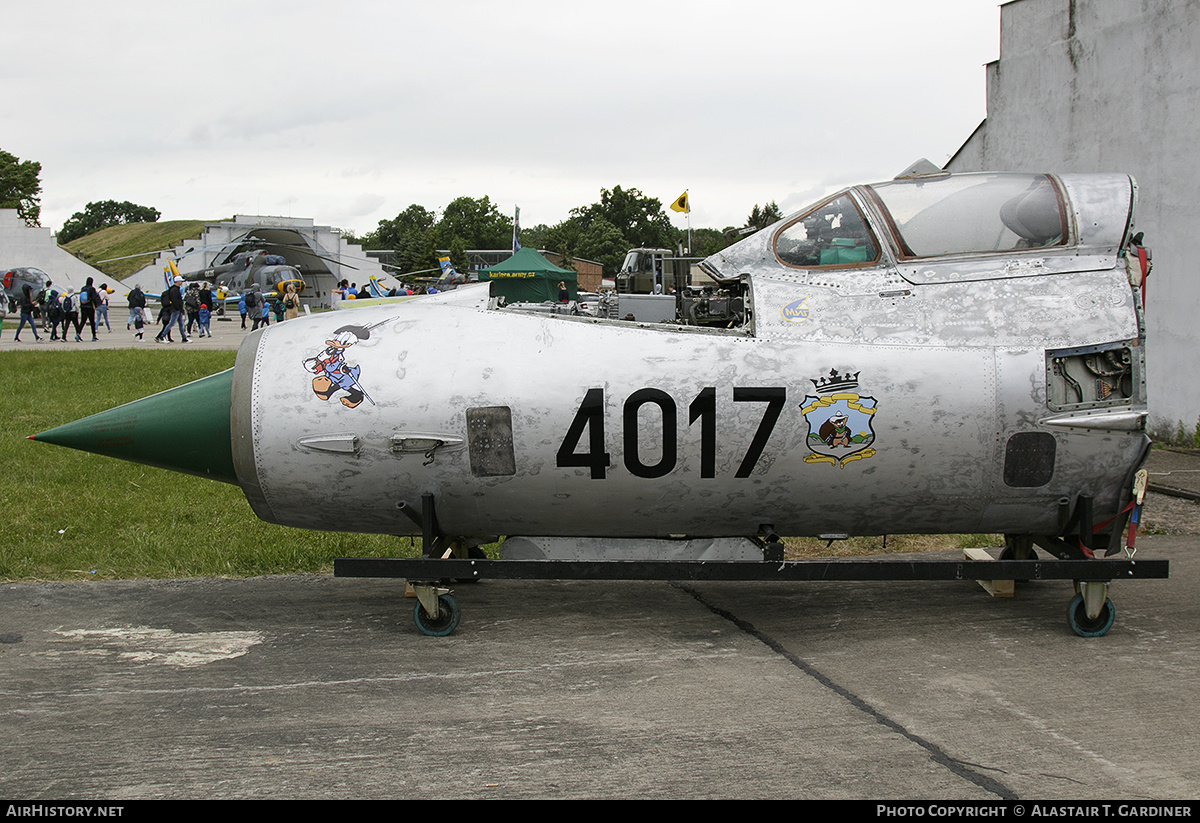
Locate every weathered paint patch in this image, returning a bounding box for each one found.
[51,627,264,668]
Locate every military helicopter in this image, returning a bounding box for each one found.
[165,249,305,303]
[2,266,50,310]
[31,166,1166,637]
[104,232,359,302]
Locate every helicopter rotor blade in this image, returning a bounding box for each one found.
[236,241,362,271]
[97,239,246,265]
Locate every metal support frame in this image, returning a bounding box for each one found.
[368,493,1167,638]
[335,556,1168,584]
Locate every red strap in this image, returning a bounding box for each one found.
[1126,514,1140,553]
[1092,500,1137,534]
[1082,499,1139,558]
[1136,245,1150,302]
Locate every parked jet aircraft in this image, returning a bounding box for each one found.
[31,168,1162,637]
[2,266,50,309]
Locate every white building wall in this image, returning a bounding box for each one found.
[946,0,1200,431]
[0,209,111,296]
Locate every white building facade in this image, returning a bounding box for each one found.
[947,0,1200,432]
[0,209,108,294]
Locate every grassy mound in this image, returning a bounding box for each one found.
[62,220,211,281]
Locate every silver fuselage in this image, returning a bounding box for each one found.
[231,172,1147,540]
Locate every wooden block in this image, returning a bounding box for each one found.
[963,548,1015,598]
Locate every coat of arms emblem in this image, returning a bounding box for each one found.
[800,369,877,468]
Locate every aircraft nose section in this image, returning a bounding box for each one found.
[29,368,238,484]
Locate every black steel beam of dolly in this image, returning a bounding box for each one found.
[335,557,1169,583]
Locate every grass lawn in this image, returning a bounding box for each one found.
[1,349,408,581]
[0,349,998,581]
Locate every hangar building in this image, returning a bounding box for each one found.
[128,215,394,308]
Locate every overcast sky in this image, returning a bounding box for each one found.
[2,0,1000,239]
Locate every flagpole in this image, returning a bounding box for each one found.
[686,191,692,256]
[670,190,692,255]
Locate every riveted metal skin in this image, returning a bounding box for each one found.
[218,174,1146,541]
[37,172,1151,548]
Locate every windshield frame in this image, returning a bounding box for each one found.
[771,191,883,271]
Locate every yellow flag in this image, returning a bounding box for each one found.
[670,191,689,213]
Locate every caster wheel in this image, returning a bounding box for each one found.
[1067,593,1115,637]
[414,594,460,636]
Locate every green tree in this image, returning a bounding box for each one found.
[58,200,160,244]
[0,149,43,227]
[447,237,469,273]
[572,185,674,250]
[358,204,439,275]
[365,204,436,250]
[435,195,512,251]
[543,219,584,268]
[519,223,554,251]
[544,185,677,276]
[576,217,629,276]
[400,226,440,274]
[746,201,783,231]
[685,227,731,258]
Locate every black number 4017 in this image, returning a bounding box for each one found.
[555,387,785,480]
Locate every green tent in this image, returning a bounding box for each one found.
[480,247,578,303]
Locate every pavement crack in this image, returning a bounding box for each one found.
[673,581,1020,800]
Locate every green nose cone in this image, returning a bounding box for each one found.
[29,368,238,484]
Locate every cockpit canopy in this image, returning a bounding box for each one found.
[705,171,1135,279]
[866,173,1065,258]
[776,173,1065,268]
